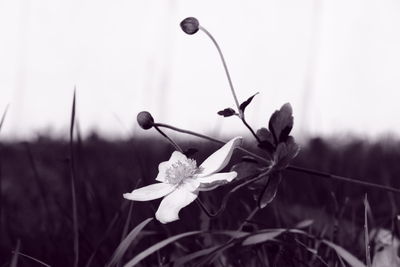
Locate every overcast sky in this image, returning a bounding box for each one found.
[1,0,400,140]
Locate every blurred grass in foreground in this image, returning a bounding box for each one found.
[0,134,399,266]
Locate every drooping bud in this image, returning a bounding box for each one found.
[137,111,154,130]
[180,17,199,35]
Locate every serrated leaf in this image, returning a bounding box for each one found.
[273,136,300,170]
[239,92,259,113]
[217,108,236,117]
[268,103,294,143]
[183,148,198,158]
[258,172,282,209]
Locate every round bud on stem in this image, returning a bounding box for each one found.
[180,17,199,35]
[137,111,154,130]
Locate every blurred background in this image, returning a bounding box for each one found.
[1,0,400,140]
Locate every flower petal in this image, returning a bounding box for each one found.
[156,151,188,182]
[199,137,242,176]
[197,171,237,191]
[155,188,198,223]
[180,178,200,192]
[123,183,176,201]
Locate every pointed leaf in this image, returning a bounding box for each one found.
[107,217,153,266]
[217,108,236,117]
[258,172,282,209]
[268,103,293,143]
[240,155,258,164]
[239,92,259,113]
[256,127,275,153]
[242,229,285,246]
[323,240,367,267]
[273,136,300,170]
[0,104,9,133]
[230,161,263,181]
[124,231,244,267]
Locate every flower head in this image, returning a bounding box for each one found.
[180,17,200,35]
[137,111,154,130]
[123,136,242,223]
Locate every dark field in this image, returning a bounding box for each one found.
[1,135,399,266]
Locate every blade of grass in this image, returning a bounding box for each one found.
[107,217,154,267]
[172,245,219,267]
[123,231,204,267]
[24,143,52,233]
[70,89,79,267]
[323,240,366,267]
[0,104,9,131]
[11,250,51,267]
[10,239,21,267]
[0,104,9,236]
[120,179,141,244]
[364,194,372,267]
[85,201,129,267]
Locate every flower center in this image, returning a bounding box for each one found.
[165,159,198,185]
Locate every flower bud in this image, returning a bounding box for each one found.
[137,111,154,130]
[180,17,199,35]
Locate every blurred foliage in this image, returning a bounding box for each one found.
[0,134,399,266]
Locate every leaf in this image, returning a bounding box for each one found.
[183,148,198,158]
[0,104,9,133]
[258,172,282,209]
[256,127,275,153]
[107,217,153,266]
[10,239,21,267]
[239,92,259,113]
[268,103,294,143]
[364,194,372,267]
[242,228,307,247]
[124,231,245,267]
[295,219,314,229]
[240,155,258,163]
[173,246,219,266]
[323,240,367,267]
[230,161,263,181]
[124,231,203,267]
[242,229,285,246]
[273,136,300,170]
[217,108,236,117]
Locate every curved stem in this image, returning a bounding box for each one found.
[196,171,270,218]
[199,26,240,111]
[153,125,183,153]
[285,165,400,194]
[241,117,261,143]
[154,122,400,195]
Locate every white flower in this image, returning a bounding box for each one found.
[123,137,242,223]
